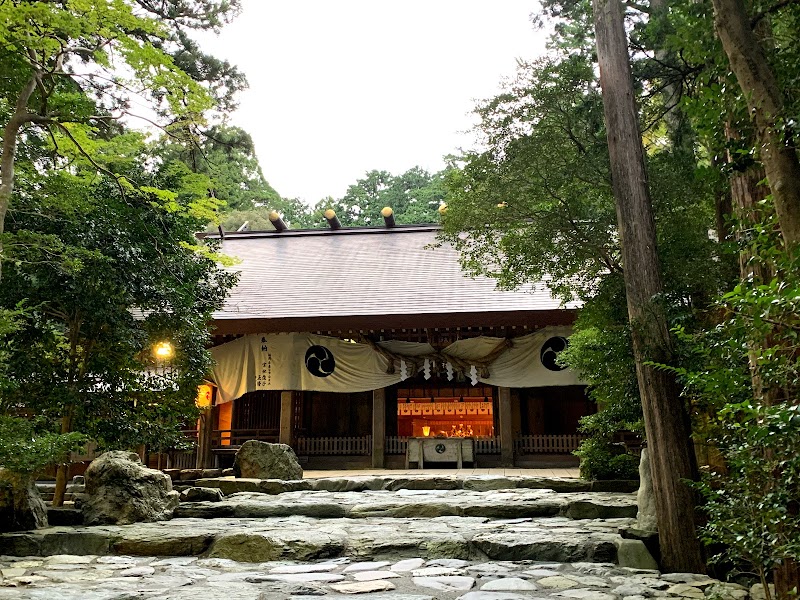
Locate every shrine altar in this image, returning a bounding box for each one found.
[405,437,475,469]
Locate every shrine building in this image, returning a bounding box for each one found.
[186,213,593,470]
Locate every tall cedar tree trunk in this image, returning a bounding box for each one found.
[716,2,800,587]
[592,0,706,573]
[712,0,800,250]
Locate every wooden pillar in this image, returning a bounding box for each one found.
[196,409,213,469]
[279,391,294,446]
[372,388,386,468]
[499,387,514,467]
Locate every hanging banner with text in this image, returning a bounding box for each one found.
[210,327,582,404]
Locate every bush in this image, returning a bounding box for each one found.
[0,416,86,475]
[574,437,640,480]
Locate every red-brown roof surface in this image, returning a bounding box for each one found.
[208,225,578,334]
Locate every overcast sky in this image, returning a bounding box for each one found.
[197,1,547,204]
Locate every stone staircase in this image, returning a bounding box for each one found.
[13,474,656,569]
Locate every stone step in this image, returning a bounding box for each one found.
[37,493,78,502]
[191,475,638,495]
[174,488,638,521]
[45,507,83,526]
[1,514,651,567]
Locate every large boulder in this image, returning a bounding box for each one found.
[232,441,303,480]
[0,469,48,532]
[636,447,658,531]
[82,451,179,525]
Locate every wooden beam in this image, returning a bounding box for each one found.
[279,391,293,446]
[372,388,386,468]
[211,309,577,336]
[498,387,514,467]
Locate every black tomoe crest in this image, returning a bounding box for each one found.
[305,345,335,377]
[540,336,568,371]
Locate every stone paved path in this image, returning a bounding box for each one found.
[0,554,747,600]
[1,473,754,600]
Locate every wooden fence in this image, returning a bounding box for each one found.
[515,434,586,454]
[474,436,501,454]
[295,436,372,455]
[385,436,408,455]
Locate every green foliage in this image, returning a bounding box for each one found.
[313,167,446,227]
[574,437,640,481]
[696,402,800,582]
[0,416,86,475]
[156,125,281,211]
[1,143,236,453]
[666,222,800,581]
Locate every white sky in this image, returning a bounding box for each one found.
[197,1,547,204]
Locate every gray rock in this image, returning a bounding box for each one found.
[392,558,426,572]
[82,451,179,525]
[538,576,580,589]
[472,532,617,563]
[271,583,328,596]
[352,570,402,581]
[481,577,538,591]
[636,449,657,532]
[343,561,391,572]
[208,529,345,562]
[180,487,224,502]
[310,477,384,492]
[554,590,617,600]
[564,500,638,520]
[232,440,303,480]
[269,563,341,574]
[330,579,396,594]
[614,583,656,597]
[616,539,658,571]
[259,478,312,494]
[195,478,262,495]
[414,575,476,591]
[516,477,592,492]
[463,477,517,491]
[666,584,705,598]
[259,572,345,583]
[457,593,529,600]
[178,469,204,481]
[426,558,470,568]
[0,469,48,532]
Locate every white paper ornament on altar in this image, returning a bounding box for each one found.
[445,361,454,381]
[423,358,431,380]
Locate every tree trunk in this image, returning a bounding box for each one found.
[711,0,800,250]
[592,0,706,573]
[0,75,39,283]
[51,413,73,508]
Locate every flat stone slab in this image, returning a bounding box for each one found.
[174,487,637,521]
[191,474,637,496]
[0,555,732,600]
[1,515,636,564]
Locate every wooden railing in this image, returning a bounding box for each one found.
[515,434,587,454]
[474,436,501,454]
[385,436,408,454]
[211,428,279,449]
[295,436,372,455]
[167,450,197,469]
